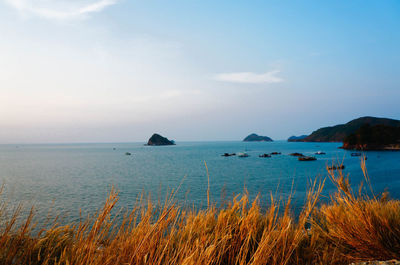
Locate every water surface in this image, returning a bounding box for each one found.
[1,141,399,223]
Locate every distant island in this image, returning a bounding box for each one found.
[243,133,273,142]
[287,135,307,142]
[342,124,400,150]
[291,116,400,143]
[147,133,175,146]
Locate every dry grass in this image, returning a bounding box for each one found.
[1,160,400,265]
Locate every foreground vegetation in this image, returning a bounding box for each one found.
[1,161,400,265]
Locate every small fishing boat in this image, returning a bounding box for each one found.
[221,153,235,157]
[237,152,249,157]
[259,153,271,158]
[270,152,281,155]
[125,152,131,156]
[298,156,316,161]
[327,165,345,170]
[315,151,326,155]
[290,152,304,157]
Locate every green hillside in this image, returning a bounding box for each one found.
[295,116,400,142]
[342,124,400,150]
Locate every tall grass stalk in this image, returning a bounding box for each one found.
[1,162,399,265]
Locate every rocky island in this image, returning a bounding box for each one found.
[147,133,175,146]
[291,116,400,142]
[287,135,307,142]
[243,133,273,142]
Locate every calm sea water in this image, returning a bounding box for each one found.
[1,141,399,223]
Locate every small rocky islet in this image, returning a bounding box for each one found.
[243,133,273,142]
[287,135,307,141]
[146,133,175,146]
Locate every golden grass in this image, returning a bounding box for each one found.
[1,160,400,265]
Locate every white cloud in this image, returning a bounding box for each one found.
[214,70,283,84]
[4,0,119,19]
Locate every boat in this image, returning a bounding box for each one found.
[298,156,316,161]
[125,152,131,156]
[327,165,345,170]
[290,152,304,157]
[315,151,326,155]
[270,152,281,155]
[221,153,235,157]
[259,153,271,158]
[351,153,362,156]
[237,152,249,157]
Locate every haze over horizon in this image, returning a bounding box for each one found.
[1,0,399,144]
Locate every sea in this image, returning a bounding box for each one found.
[1,141,399,224]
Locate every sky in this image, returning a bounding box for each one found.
[0,0,399,143]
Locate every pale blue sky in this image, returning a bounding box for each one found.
[0,0,399,143]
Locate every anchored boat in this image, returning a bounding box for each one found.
[298,156,316,161]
